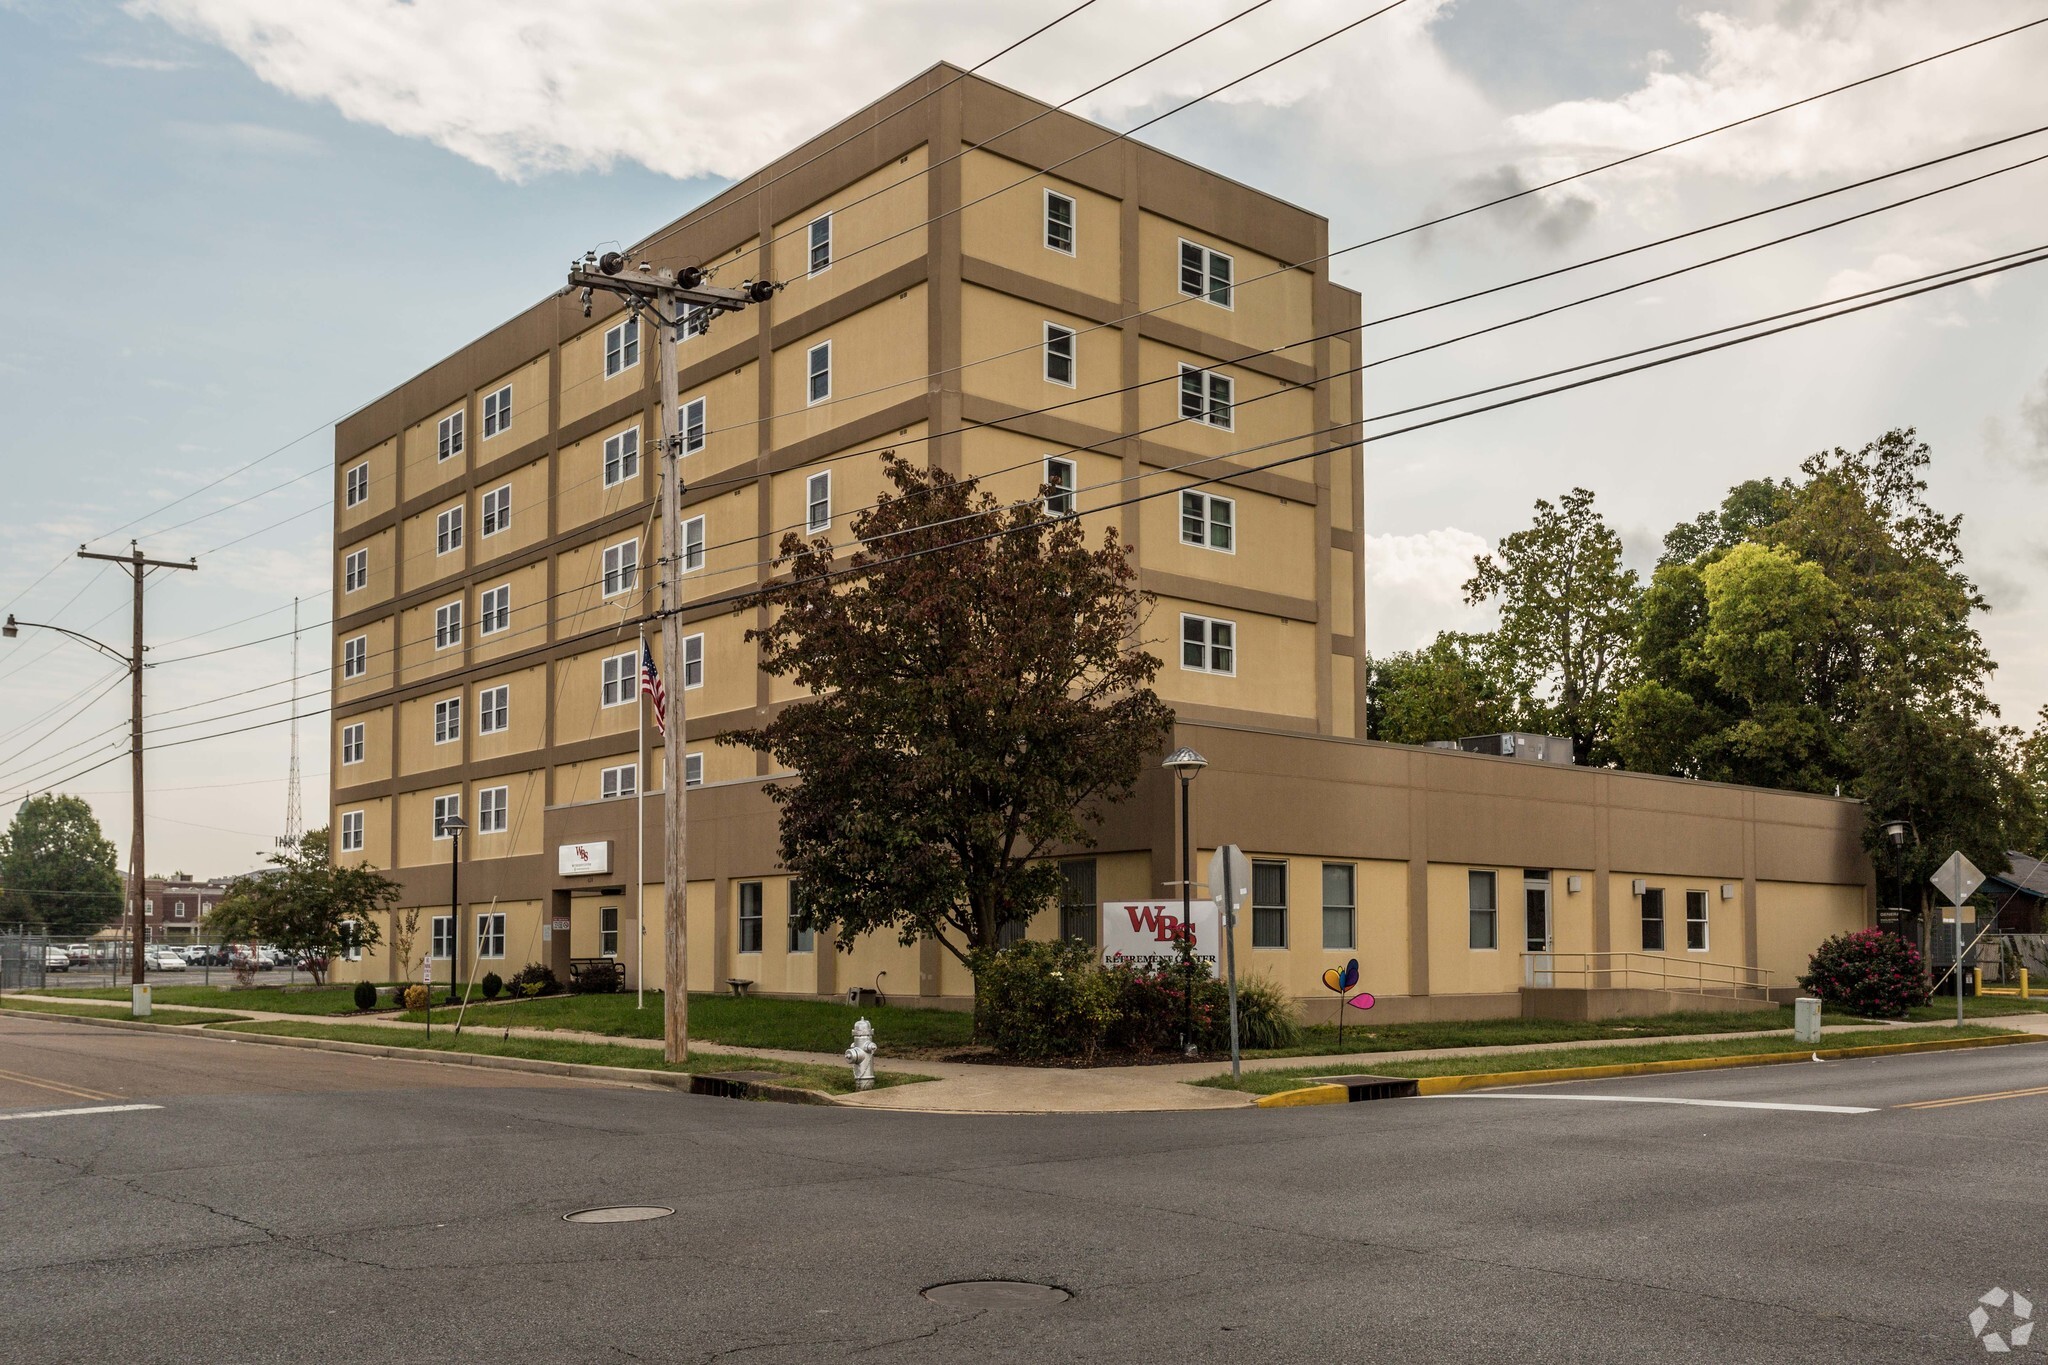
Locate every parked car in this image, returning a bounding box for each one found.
[65,943,92,964]
[146,948,188,972]
[44,946,70,972]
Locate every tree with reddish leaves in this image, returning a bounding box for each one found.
[725,454,1174,968]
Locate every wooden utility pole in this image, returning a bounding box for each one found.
[77,541,197,995]
[566,251,775,1063]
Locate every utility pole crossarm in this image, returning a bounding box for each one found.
[78,547,199,573]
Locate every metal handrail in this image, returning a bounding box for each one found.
[1522,951,1774,998]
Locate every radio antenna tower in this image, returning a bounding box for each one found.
[282,596,303,847]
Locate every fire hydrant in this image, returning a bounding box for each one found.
[844,1017,877,1091]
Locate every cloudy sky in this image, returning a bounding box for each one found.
[3,0,2045,875]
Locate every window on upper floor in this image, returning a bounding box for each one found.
[1043,456,1076,517]
[344,548,368,593]
[476,786,508,835]
[1180,613,1235,675]
[600,651,637,707]
[1179,239,1233,308]
[481,484,511,537]
[807,342,831,404]
[434,600,462,650]
[602,538,638,597]
[345,463,370,507]
[602,763,636,801]
[340,722,365,766]
[605,315,640,377]
[684,752,704,787]
[342,635,367,679]
[682,515,705,573]
[436,505,463,555]
[479,583,509,636]
[1178,365,1233,429]
[805,471,831,534]
[603,426,639,487]
[682,397,706,454]
[339,811,364,853]
[683,633,704,689]
[1044,323,1076,386]
[477,684,508,735]
[433,697,462,745]
[1179,491,1235,553]
[482,385,513,438]
[437,410,465,461]
[682,305,711,340]
[808,214,832,274]
[1044,190,1076,254]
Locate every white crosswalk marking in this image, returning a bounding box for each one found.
[0,1103,163,1122]
[1442,1094,1874,1114]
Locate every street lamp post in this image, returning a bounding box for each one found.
[440,814,467,1005]
[1164,747,1207,1058]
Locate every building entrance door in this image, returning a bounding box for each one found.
[1524,871,1553,986]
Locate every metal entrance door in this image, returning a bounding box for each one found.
[1524,872,1553,986]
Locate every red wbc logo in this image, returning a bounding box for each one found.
[1125,904,1193,944]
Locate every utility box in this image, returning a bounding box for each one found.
[1794,996,1822,1044]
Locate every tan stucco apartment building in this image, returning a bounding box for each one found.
[328,64,1872,1019]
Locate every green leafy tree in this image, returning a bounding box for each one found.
[208,828,395,985]
[1658,477,1793,565]
[727,454,1176,967]
[1463,487,1640,763]
[1366,631,1522,744]
[0,794,123,934]
[2015,707,2048,854]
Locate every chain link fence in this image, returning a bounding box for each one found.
[0,932,50,992]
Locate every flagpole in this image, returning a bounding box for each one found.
[636,626,647,1012]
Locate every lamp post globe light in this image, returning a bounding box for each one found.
[439,813,468,1004]
[1163,747,1207,1057]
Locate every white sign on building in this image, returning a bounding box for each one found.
[1101,900,1219,977]
[558,842,612,876]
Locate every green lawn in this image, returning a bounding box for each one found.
[1250,1008,1798,1059]
[217,1019,928,1094]
[41,984,375,1016]
[1902,995,2048,1021]
[414,991,976,1056]
[0,997,248,1026]
[1195,1024,2022,1094]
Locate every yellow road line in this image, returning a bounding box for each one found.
[1898,1083,2048,1111]
[0,1065,115,1103]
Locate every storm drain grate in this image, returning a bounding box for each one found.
[564,1206,675,1224]
[922,1281,1073,1308]
[1310,1074,1421,1103]
[690,1071,789,1100]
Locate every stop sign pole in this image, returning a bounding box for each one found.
[1208,844,1251,1079]
[1930,851,1986,1026]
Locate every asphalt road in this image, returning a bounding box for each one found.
[4,1014,2045,1363]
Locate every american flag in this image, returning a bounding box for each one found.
[641,639,667,737]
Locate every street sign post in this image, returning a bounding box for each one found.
[1931,851,1985,1026]
[1207,845,1250,1079]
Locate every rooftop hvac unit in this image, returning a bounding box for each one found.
[1454,733,1577,765]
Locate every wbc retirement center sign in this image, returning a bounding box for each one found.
[1102,901,1220,977]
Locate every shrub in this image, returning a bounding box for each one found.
[480,972,503,1001]
[351,980,378,1012]
[506,963,561,998]
[402,984,430,1012]
[1799,928,1929,1019]
[1103,960,1228,1054]
[972,939,1118,1062]
[1229,971,1301,1050]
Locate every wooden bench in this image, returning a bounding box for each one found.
[724,978,755,998]
[569,957,623,994]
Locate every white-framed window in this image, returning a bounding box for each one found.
[430,915,454,960]
[479,583,510,636]
[1044,190,1076,254]
[434,600,463,650]
[476,910,506,959]
[1043,323,1076,386]
[604,315,640,377]
[682,515,705,573]
[1178,364,1233,429]
[1179,491,1235,552]
[340,722,365,766]
[683,633,704,689]
[482,384,513,438]
[684,752,703,787]
[477,684,508,735]
[681,396,706,454]
[477,785,508,835]
[806,341,831,404]
[436,505,463,555]
[433,696,462,745]
[344,463,369,507]
[1641,888,1666,952]
[1470,870,1499,950]
[432,792,461,839]
[737,882,763,953]
[339,810,364,852]
[344,548,368,593]
[602,538,639,597]
[805,471,831,533]
[808,213,832,274]
[339,918,364,961]
[1685,890,1710,952]
[1251,859,1287,949]
[1180,614,1235,675]
[481,484,511,537]
[682,305,711,340]
[437,410,465,461]
[1043,456,1076,517]
[600,905,620,957]
[342,635,368,679]
[600,651,637,707]
[1178,238,1233,308]
[1322,863,1356,951]
[603,426,639,487]
[601,763,636,800]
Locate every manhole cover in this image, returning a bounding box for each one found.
[922,1280,1072,1308]
[563,1206,674,1224]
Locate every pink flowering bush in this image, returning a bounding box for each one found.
[1798,928,1929,1019]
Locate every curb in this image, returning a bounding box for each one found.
[0,1008,843,1106]
[1246,1031,2045,1105]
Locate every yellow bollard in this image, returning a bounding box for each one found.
[2023,968,2031,1001]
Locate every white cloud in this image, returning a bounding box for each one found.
[1362,527,1496,656]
